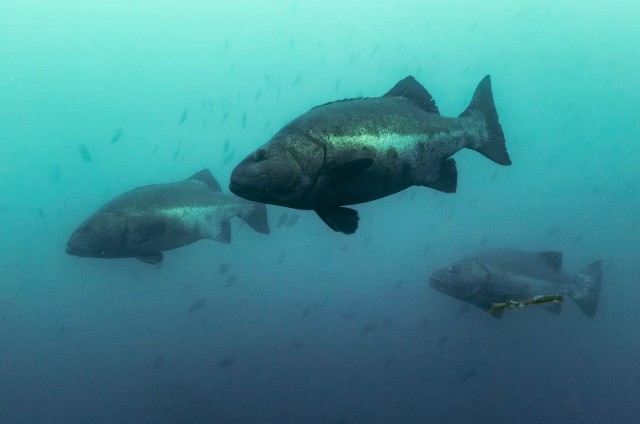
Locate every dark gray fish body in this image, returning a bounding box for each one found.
[430,249,603,318]
[230,75,510,234]
[66,170,270,264]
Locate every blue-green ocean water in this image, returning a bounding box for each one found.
[1,1,639,422]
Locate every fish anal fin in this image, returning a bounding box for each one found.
[188,169,222,192]
[315,207,359,234]
[321,158,373,184]
[384,76,440,115]
[212,220,231,244]
[239,202,270,235]
[137,251,163,265]
[422,158,457,193]
[536,251,563,271]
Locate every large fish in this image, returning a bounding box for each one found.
[66,170,270,264]
[229,75,510,234]
[429,249,602,318]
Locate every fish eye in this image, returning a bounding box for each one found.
[447,266,457,273]
[254,149,267,162]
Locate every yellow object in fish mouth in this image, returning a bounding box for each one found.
[488,295,564,315]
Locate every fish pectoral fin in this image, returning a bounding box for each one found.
[421,158,457,193]
[321,158,374,185]
[137,251,163,265]
[128,221,167,244]
[315,207,359,234]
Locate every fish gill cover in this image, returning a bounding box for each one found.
[0,0,639,423]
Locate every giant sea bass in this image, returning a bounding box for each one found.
[229,75,511,234]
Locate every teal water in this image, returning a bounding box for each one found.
[1,1,639,422]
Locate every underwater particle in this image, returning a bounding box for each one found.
[110,128,124,144]
[277,212,290,228]
[285,214,299,228]
[188,298,207,312]
[179,108,188,125]
[360,323,379,335]
[218,262,230,275]
[217,356,235,368]
[383,357,395,369]
[172,142,181,161]
[223,138,230,153]
[221,150,236,166]
[437,336,448,347]
[392,280,404,292]
[78,144,92,162]
[225,274,238,289]
[241,112,247,129]
[290,341,303,349]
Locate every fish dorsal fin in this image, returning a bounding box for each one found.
[536,251,563,271]
[188,169,222,192]
[383,76,439,114]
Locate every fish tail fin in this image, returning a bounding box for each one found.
[572,260,603,318]
[239,202,271,235]
[460,75,511,166]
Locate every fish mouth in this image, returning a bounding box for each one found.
[229,179,270,203]
[429,277,474,299]
[429,277,447,291]
[229,169,272,200]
